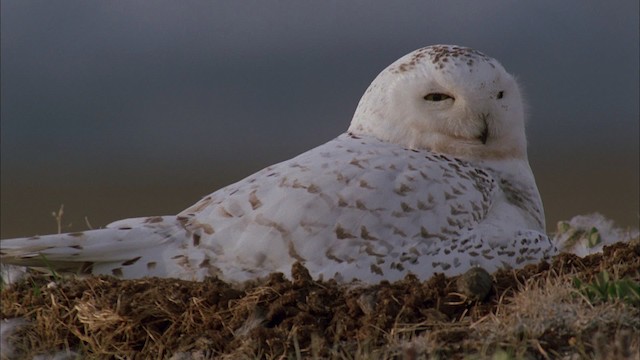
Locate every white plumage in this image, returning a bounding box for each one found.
[0,45,555,283]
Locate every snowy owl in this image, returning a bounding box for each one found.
[0,45,555,284]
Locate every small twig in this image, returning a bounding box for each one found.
[84,216,94,230]
[51,204,65,234]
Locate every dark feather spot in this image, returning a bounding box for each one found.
[249,190,262,210]
[394,183,412,196]
[122,256,141,266]
[370,264,384,276]
[193,233,201,246]
[400,202,414,212]
[335,224,356,239]
[360,226,378,240]
[307,184,321,194]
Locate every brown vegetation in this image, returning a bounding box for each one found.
[2,239,639,359]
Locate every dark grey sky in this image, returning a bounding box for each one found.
[1,1,638,237]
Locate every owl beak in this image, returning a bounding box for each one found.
[477,113,489,144]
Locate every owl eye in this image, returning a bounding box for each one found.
[497,91,504,99]
[423,93,453,102]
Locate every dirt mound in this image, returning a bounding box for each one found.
[2,239,639,359]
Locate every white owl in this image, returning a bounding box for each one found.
[0,45,555,284]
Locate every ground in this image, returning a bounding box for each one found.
[1,239,639,359]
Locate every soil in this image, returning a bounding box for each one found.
[2,239,639,359]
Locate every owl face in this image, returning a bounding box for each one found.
[350,45,528,161]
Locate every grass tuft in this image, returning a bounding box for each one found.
[573,271,640,306]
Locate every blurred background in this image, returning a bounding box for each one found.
[1,1,638,238]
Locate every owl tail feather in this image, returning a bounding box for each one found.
[0,216,182,279]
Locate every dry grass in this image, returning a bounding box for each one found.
[1,239,639,359]
[470,274,639,359]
